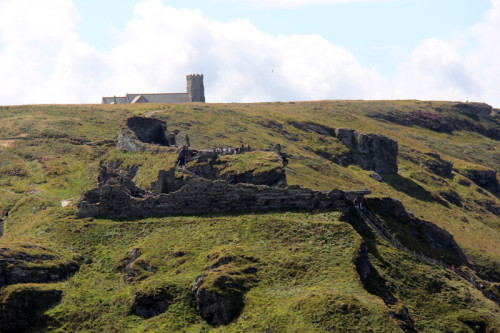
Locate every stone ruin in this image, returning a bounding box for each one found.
[77,116,401,219]
[117,117,190,152]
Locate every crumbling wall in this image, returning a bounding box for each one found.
[78,179,349,219]
[117,116,190,152]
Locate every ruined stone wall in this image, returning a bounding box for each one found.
[77,179,349,219]
[117,117,190,152]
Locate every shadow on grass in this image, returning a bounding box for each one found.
[382,174,434,202]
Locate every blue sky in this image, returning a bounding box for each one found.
[1,0,499,106]
[74,0,489,75]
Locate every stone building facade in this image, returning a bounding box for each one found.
[102,74,205,104]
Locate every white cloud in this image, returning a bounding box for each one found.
[0,0,106,104]
[393,38,480,101]
[0,0,500,107]
[0,0,389,104]
[104,0,389,102]
[211,0,392,9]
[391,0,500,106]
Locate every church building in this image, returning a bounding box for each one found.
[102,74,205,104]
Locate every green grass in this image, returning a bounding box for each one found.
[216,150,284,176]
[0,100,499,331]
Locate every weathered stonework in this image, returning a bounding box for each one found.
[102,74,205,104]
[78,178,348,219]
[117,117,190,153]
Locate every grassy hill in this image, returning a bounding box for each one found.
[0,101,499,332]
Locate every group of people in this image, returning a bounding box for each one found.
[32,206,46,214]
[143,191,158,198]
[209,143,251,155]
[353,198,366,211]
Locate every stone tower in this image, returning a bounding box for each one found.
[186,74,205,102]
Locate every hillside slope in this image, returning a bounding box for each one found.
[0,101,499,332]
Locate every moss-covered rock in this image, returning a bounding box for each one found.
[192,248,259,326]
[0,284,62,332]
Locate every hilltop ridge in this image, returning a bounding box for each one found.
[0,100,499,332]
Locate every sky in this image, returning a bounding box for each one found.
[0,0,499,106]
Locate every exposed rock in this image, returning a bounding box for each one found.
[370,171,382,182]
[368,197,410,220]
[401,149,453,177]
[0,285,62,332]
[192,274,245,326]
[458,178,472,186]
[334,128,398,174]
[355,244,371,283]
[369,110,452,133]
[288,121,399,174]
[439,190,463,207]
[474,200,500,216]
[457,167,499,193]
[118,248,155,284]
[0,245,80,288]
[408,218,469,263]
[117,116,190,152]
[78,178,349,219]
[423,153,453,177]
[366,197,469,265]
[192,250,258,327]
[454,102,493,119]
[131,289,172,318]
[389,305,416,333]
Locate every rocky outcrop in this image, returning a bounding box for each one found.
[456,167,499,193]
[369,110,452,133]
[131,289,172,319]
[78,178,348,219]
[370,105,500,140]
[0,245,80,287]
[119,248,155,284]
[474,199,500,216]
[334,128,398,174]
[192,251,259,326]
[425,154,453,177]
[117,116,190,152]
[454,102,493,119]
[289,121,398,174]
[368,197,410,220]
[0,285,62,332]
[355,244,371,283]
[0,245,80,332]
[366,198,469,265]
[439,190,463,207]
